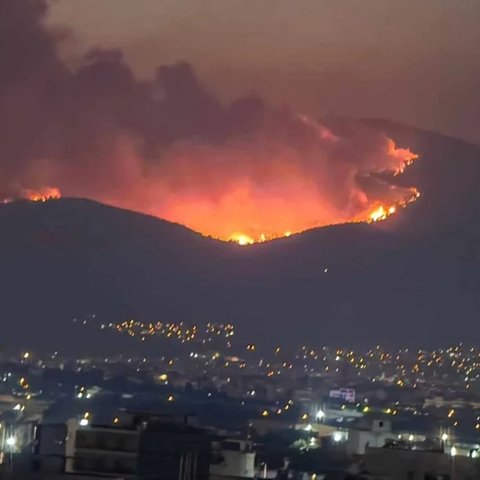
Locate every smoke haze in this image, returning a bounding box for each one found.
[50,0,480,145]
[0,0,418,242]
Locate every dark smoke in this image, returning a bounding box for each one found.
[0,0,417,241]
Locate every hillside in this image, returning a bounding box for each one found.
[1,123,479,351]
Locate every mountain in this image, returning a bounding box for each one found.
[1,121,480,351]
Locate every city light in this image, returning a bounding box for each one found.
[2,342,480,468]
[6,436,16,447]
[315,409,325,421]
[332,432,343,443]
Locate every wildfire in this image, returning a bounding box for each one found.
[208,182,420,245]
[369,205,391,223]
[229,233,255,246]
[0,4,423,249]
[23,187,61,202]
[1,187,61,204]
[213,171,420,244]
[224,192,418,245]
[0,121,419,247]
[145,130,421,245]
[366,189,420,224]
[227,230,296,245]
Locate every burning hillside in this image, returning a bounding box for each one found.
[139,125,420,244]
[1,187,61,204]
[23,187,61,202]
[0,0,420,244]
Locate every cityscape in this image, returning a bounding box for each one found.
[1,319,480,477]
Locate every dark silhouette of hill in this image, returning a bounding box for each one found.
[1,122,480,352]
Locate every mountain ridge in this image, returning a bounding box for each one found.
[1,121,479,351]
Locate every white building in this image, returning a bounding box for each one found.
[346,418,394,455]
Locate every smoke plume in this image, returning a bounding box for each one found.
[0,0,418,243]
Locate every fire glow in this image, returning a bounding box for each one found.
[1,129,420,246]
[145,133,420,245]
[23,187,61,203]
[0,1,422,248]
[1,187,61,204]
[205,184,420,245]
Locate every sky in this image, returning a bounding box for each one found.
[49,0,480,144]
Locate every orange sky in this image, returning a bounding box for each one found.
[49,0,480,144]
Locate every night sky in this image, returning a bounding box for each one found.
[49,0,480,144]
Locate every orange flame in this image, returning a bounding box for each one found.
[187,147,420,245]
[229,233,255,245]
[1,187,62,204]
[143,139,420,245]
[23,187,61,203]
[0,134,419,246]
[364,188,420,225]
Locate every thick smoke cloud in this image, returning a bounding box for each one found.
[0,0,417,242]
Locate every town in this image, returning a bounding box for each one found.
[1,325,480,478]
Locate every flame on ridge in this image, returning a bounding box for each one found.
[215,158,420,245]
[1,187,61,204]
[0,138,419,246]
[224,188,420,246]
[24,187,62,202]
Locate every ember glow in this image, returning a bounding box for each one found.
[133,127,420,245]
[1,187,61,204]
[23,187,61,203]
